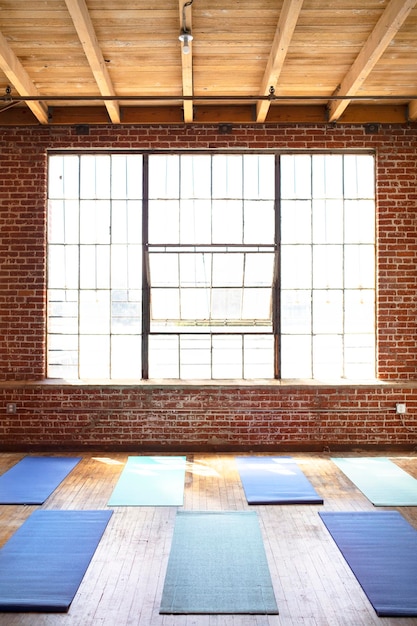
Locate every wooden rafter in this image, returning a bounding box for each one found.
[64,0,120,124]
[0,30,49,124]
[328,0,417,122]
[408,99,417,121]
[256,0,304,123]
[179,0,193,123]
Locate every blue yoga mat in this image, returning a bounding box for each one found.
[236,456,323,504]
[319,511,417,617]
[332,457,417,505]
[0,456,82,504]
[0,509,113,612]
[160,511,278,614]
[108,456,187,506]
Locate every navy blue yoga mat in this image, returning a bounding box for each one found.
[236,456,323,504]
[0,456,81,504]
[319,511,417,617]
[0,509,113,612]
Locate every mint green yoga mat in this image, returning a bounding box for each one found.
[160,511,279,614]
[107,456,186,506]
[332,457,417,506]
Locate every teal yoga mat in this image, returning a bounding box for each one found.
[0,456,81,504]
[0,509,112,612]
[332,457,417,506]
[160,511,279,614]
[107,456,186,506]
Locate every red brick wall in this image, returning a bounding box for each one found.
[0,123,417,450]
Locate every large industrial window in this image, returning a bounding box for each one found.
[47,152,375,381]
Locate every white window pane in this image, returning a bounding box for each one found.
[344,245,375,288]
[313,335,343,379]
[281,290,311,334]
[312,199,343,243]
[213,254,243,286]
[148,336,179,377]
[211,288,242,319]
[312,155,343,199]
[281,200,312,243]
[149,254,179,286]
[149,155,179,198]
[344,290,375,333]
[244,253,274,286]
[212,200,242,243]
[281,245,311,289]
[49,155,79,199]
[180,253,211,287]
[244,336,274,378]
[280,335,312,378]
[242,288,271,319]
[180,288,210,319]
[79,335,110,378]
[48,245,79,289]
[180,155,211,198]
[149,200,179,243]
[344,334,376,379]
[281,155,311,199]
[179,335,211,379]
[243,155,275,199]
[111,155,142,199]
[111,335,141,379]
[212,336,243,378]
[79,290,110,333]
[244,200,275,244]
[80,200,110,244]
[180,200,211,244]
[313,246,343,288]
[344,155,375,199]
[80,245,110,289]
[48,200,79,244]
[80,155,111,199]
[151,289,180,321]
[212,155,242,198]
[345,200,375,243]
[313,290,343,333]
[111,293,141,334]
[111,200,142,244]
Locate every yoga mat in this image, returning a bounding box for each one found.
[332,457,417,506]
[319,511,417,617]
[160,510,279,614]
[236,456,323,504]
[0,456,82,504]
[0,509,113,612]
[107,456,186,506]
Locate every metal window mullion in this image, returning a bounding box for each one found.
[77,157,82,379]
[142,154,150,379]
[273,154,281,379]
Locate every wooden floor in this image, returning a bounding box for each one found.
[0,451,416,626]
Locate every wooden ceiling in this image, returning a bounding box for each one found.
[0,0,417,126]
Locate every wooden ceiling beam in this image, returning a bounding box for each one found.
[0,30,49,124]
[328,0,417,123]
[64,0,121,124]
[408,100,417,121]
[179,0,194,123]
[256,0,304,123]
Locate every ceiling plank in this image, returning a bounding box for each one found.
[179,0,194,123]
[327,0,417,122]
[0,30,49,124]
[64,0,121,123]
[256,0,304,123]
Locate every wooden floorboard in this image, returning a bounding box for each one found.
[0,451,416,626]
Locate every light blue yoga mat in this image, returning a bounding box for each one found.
[0,456,82,505]
[107,456,186,506]
[332,457,417,506]
[236,456,323,504]
[160,511,279,614]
